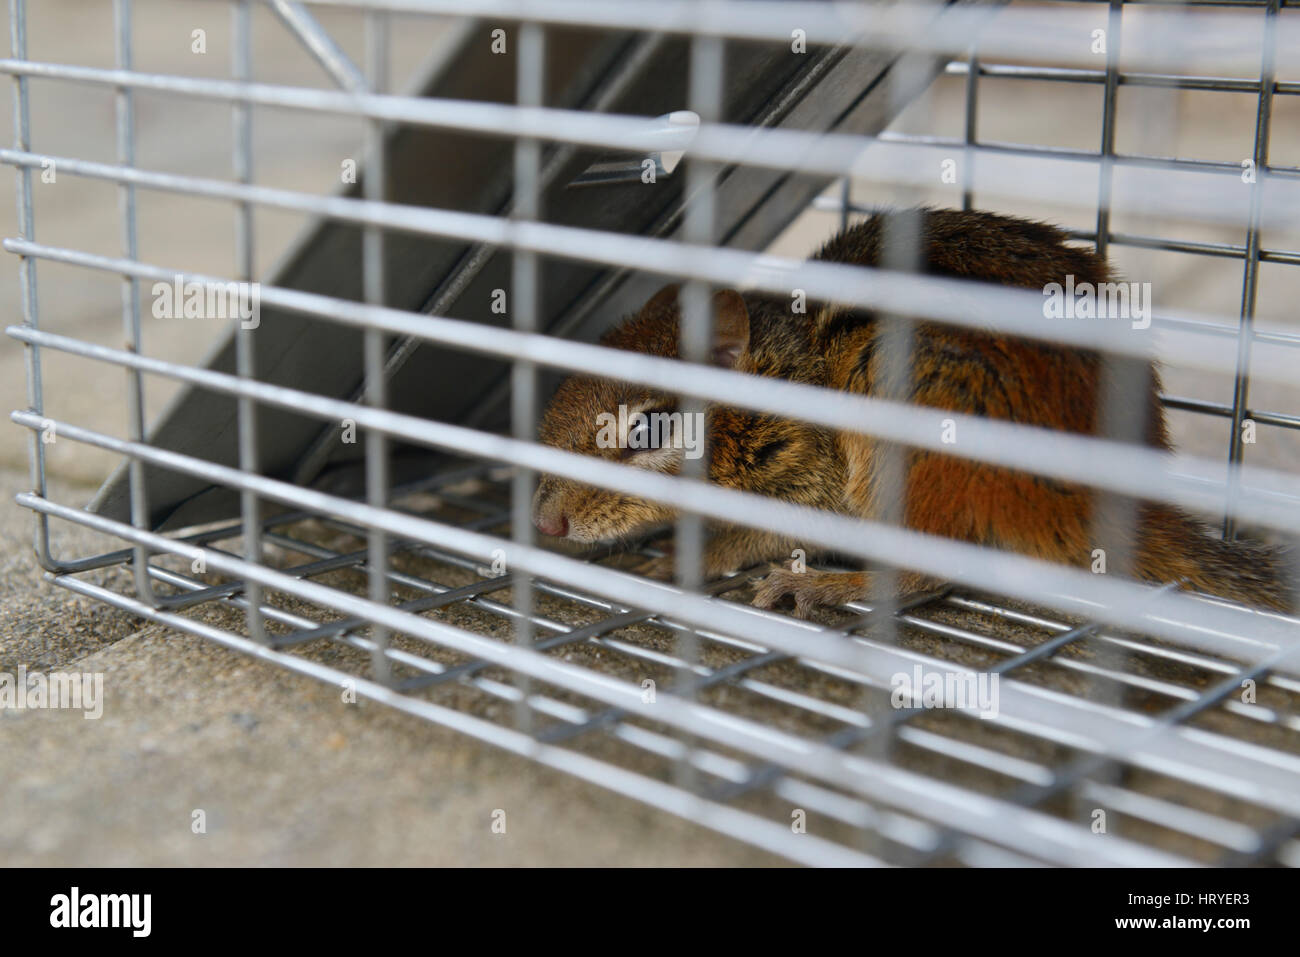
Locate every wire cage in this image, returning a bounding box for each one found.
[7,0,1300,866]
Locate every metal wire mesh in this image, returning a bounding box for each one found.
[6,0,1300,866]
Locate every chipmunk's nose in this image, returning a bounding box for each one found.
[532,482,569,537]
[535,513,568,538]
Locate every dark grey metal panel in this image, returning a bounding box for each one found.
[92,3,987,531]
[90,20,632,528]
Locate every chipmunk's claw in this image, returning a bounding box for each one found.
[753,567,871,618]
[752,567,819,618]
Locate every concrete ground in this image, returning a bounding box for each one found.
[1,1,1297,866]
[0,465,781,866]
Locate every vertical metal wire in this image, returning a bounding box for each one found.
[1094,0,1121,265]
[1080,0,1140,817]
[1224,0,1278,541]
[8,0,49,568]
[961,44,978,212]
[114,0,159,607]
[1091,0,1134,579]
[1089,0,1134,625]
[512,18,544,736]
[676,31,724,793]
[863,3,952,850]
[233,0,265,643]
[364,6,391,682]
[679,37,723,593]
[861,37,932,805]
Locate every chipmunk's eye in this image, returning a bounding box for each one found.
[621,409,675,458]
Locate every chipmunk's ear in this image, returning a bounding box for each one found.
[643,283,683,315]
[643,284,749,366]
[711,289,750,368]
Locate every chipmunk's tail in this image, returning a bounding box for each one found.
[1136,504,1295,612]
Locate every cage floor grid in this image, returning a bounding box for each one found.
[30,462,1300,867]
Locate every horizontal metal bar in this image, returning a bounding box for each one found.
[60,556,1054,864]
[290,1,1299,76]
[889,607,1299,729]
[229,555,1277,856]
[142,535,986,858]
[6,148,1298,383]
[1161,394,1300,430]
[267,528,920,735]
[136,481,1284,858]
[831,192,1300,284]
[141,553,908,846]
[946,59,1300,96]
[713,580,1253,813]
[1079,781,1263,854]
[36,479,1300,850]
[16,404,1289,670]
[1005,654,1288,815]
[271,573,520,648]
[16,427,1300,822]
[1063,228,1300,275]
[0,60,1296,230]
[155,541,383,611]
[1052,0,1291,6]
[48,574,878,867]
[946,593,1300,698]
[262,529,575,639]
[0,62,701,167]
[15,493,1218,865]
[878,129,1300,191]
[11,326,1300,664]
[13,460,491,577]
[14,329,1300,663]
[142,564,504,688]
[1149,314,1300,350]
[12,251,1300,539]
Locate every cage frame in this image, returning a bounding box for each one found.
[6,0,1300,867]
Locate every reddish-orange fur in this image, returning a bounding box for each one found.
[533,209,1293,615]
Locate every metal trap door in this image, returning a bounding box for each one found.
[88,5,978,532]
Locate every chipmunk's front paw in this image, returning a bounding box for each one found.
[753,568,871,618]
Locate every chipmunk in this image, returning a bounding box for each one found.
[531,208,1293,615]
